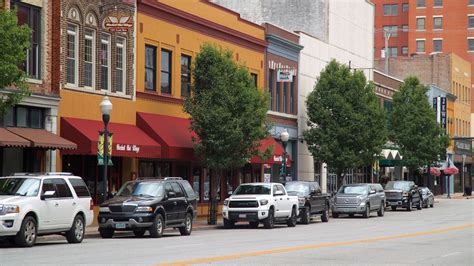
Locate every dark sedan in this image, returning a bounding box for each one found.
[420,187,434,208]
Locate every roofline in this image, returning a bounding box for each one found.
[373,69,404,83]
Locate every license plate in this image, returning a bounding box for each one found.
[115,223,126,229]
[390,202,397,206]
[238,214,246,218]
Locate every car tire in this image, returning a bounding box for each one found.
[362,204,370,218]
[332,212,339,218]
[287,207,297,227]
[321,208,329,223]
[133,229,146,237]
[430,199,434,208]
[66,215,85,244]
[149,214,164,238]
[391,206,397,211]
[249,221,259,228]
[15,215,37,247]
[179,213,193,236]
[349,213,355,218]
[417,198,422,210]
[223,219,234,229]
[406,199,412,212]
[263,208,274,229]
[377,203,384,217]
[301,206,311,224]
[99,228,114,239]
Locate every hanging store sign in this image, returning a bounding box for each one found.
[277,68,293,82]
[433,96,447,130]
[104,15,133,32]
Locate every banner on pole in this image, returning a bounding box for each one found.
[98,131,113,166]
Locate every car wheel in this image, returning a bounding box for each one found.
[149,214,164,238]
[377,202,384,217]
[99,228,114,239]
[430,198,434,208]
[406,199,412,211]
[321,208,329,223]
[417,198,422,210]
[263,208,274,229]
[15,216,37,247]
[249,221,259,228]
[332,212,339,218]
[287,207,297,227]
[391,206,397,211]
[223,218,235,229]
[301,206,311,224]
[179,213,193,236]
[133,229,146,237]
[363,204,370,218]
[66,215,85,243]
[349,213,355,218]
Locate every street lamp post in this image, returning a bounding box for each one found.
[100,96,112,202]
[280,130,289,183]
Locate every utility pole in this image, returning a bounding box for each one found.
[383,29,392,74]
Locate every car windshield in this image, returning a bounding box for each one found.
[285,183,310,194]
[385,181,410,191]
[0,178,40,197]
[116,181,164,198]
[338,185,368,195]
[233,184,271,195]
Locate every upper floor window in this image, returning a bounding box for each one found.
[290,78,295,114]
[470,0,474,5]
[433,17,443,30]
[468,39,474,51]
[145,45,157,91]
[434,0,442,7]
[383,25,398,37]
[469,16,474,28]
[115,37,126,93]
[402,46,408,55]
[417,0,425,8]
[268,69,274,111]
[383,4,398,16]
[15,2,41,79]
[433,39,442,52]
[180,55,191,97]
[283,82,288,113]
[100,34,111,91]
[66,24,78,85]
[416,40,426,53]
[161,49,172,94]
[402,3,409,12]
[84,28,95,88]
[276,82,281,112]
[382,47,398,57]
[416,17,426,30]
[251,73,258,88]
[3,106,44,129]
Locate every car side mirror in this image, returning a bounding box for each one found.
[274,190,284,196]
[41,190,56,200]
[167,191,176,198]
[369,190,376,195]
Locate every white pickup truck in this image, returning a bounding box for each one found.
[222,183,299,229]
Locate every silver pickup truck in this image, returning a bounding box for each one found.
[332,183,386,218]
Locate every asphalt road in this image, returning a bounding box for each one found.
[0,199,472,265]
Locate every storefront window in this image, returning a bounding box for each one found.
[193,167,200,201]
[204,169,210,201]
[3,106,44,129]
[139,161,154,177]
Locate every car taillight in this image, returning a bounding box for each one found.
[90,199,94,210]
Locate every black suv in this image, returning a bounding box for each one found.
[285,181,330,224]
[98,177,197,238]
[384,181,422,211]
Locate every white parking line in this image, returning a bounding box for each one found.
[440,252,461,258]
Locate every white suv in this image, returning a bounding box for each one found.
[0,173,94,247]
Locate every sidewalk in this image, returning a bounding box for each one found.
[435,193,472,200]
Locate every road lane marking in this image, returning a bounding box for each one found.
[440,252,461,258]
[158,223,474,266]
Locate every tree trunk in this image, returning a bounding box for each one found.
[208,169,221,225]
[336,169,344,191]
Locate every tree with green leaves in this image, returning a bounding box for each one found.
[183,43,270,224]
[303,60,386,188]
[390,76,449,177]
[0,8,31,116]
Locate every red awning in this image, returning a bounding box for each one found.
[7,127,77,150]
[137,113,197,160]
[0,128,30,147]
[60,117,161,158]
[250,137,291,166]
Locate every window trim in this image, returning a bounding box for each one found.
[115,37,126,94]
[100,33,111,91]
[83,28,96,89]
[66,24,79,86]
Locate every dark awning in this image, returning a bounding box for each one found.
[7,127,77,150]
[0,128,30,147]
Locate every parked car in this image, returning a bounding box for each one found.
[420,187,434,208]
[332,183,385,218]
[285,181,330,224]
[0,173,94,247]
[222,183,299,229]
[385,181,422,211]
[97,177,197,238]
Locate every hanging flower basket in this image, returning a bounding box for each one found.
[430,167,441,177]
[443,167,459,175]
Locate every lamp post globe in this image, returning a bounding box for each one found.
[99,95,112,203]
[281,130,289,143]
